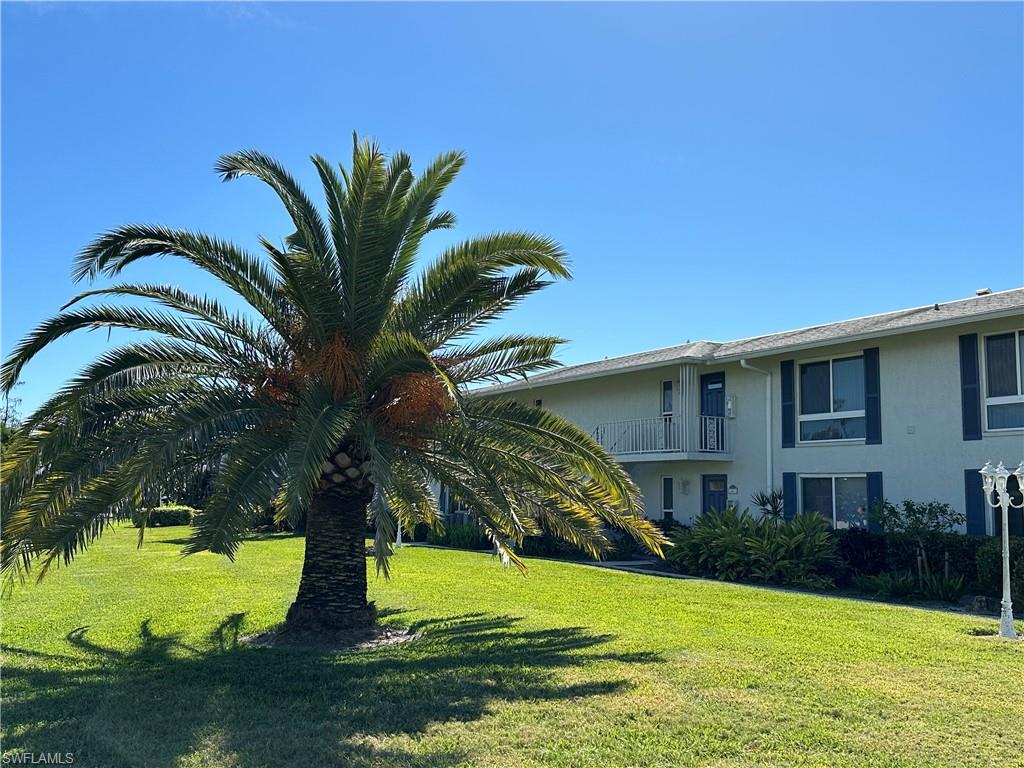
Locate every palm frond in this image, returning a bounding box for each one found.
[215,149,333,265]
[393,245,561,347]
[370,151,466,328]
[440,334,564,384]
[71,225,285,333]
[186,430,288,558]
[338,136,391,346]
[2,304,254,392]
[60,282,278,354]
[6,139,662,584]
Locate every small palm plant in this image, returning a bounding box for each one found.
[1,138,665,633]
[751,489,785,523]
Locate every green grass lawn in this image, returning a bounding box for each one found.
[3,526,1022,768]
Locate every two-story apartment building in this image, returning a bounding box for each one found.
[475,288,1024,536]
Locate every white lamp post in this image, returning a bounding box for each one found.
[979,461,1024,639]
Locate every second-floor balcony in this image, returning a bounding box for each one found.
[592,415,732,461]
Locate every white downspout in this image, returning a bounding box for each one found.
[740,359,773,492]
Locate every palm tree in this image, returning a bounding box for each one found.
[1,138,666,634]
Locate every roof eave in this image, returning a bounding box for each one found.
[712,306,1024,363]
[472,354,709,395]
[473,302,1023,394]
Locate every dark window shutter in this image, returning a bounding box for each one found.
[866,472,884,533]
[989,475,1024,537]
[782,472,797,519]
[964,468,987,536]
[959,334,982,441]
[864,347,881,444]
[781,360,795,448]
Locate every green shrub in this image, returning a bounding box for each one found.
[248,497,303,533]
[834,526,986,591]
[665,527,699,574]
[871,499,965,586]
[132,505,196,528]
[668,507,837,588]
[426,522,491,551]
[606,530,650,561]
[519,532,592,561]
[975,536,1024,599]
[853,571,917,600]
[853,567,968,604]
[686,506,753,581]
[883,532,984,586]
[747,512,838,587]
[835,528,887,579]
[921,573,966,603]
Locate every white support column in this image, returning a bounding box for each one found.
[679,363,699,452]
[678,364,687,452]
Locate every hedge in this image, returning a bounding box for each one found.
[425,523,491,551]
[426,524,652,561]
[132,505,197,528]
[975,536,1024,599]
[832,529,987,588]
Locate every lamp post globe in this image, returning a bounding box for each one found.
[980,461,1022,640]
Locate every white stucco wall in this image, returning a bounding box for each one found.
[763,316,1024,533]
[486,315,1024,532]
[498,359,770,525]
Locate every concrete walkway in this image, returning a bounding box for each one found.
[576,559,701,580]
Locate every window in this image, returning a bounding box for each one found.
[661,380,673,415]
[439,485,469,515]
[798,355,865,441]
[984,331,1024,430]
[801,475,868,530]
[662,476,674,516]
[534,398,543,408]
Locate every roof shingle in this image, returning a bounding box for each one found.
[478,288,1024,393]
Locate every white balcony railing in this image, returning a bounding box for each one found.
[698,415,728,453]
[593,415,730,456]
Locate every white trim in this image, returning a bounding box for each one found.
[798,473,868,529]
[712,302,1024,362]
[478,354,705,394]
[793,437,864,446]
[795,353,867,444]
[981,329,1024,432]
[714,288,1023,351]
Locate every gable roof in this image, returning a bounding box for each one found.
[479,287,1024,393]
[712,287,1024,360]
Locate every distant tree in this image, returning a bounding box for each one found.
[1,381,23,445]
[1,138,666,635]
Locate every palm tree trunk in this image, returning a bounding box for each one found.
[285,486,376,632]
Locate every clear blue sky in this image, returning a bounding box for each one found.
[3,2,1022,414]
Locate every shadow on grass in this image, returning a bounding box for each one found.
[153,530,303,547]
[2,611,659,768]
